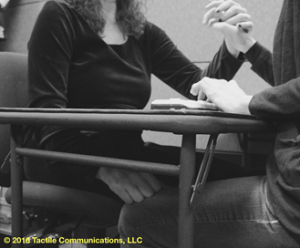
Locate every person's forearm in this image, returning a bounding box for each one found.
[225,33,256,57]
[225,38,240,58]
[249,77,300,120]
[244,42,275,86]
[238,33,256,54]
[201,42,244,81]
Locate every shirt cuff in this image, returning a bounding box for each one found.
[244,42,264,65]
[222,40,246,63]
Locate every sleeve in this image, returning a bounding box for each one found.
[27,2,101,179]
[147,23,244,99]
[245,43,300,120]
[244,42,275,86]
[249,78,300,120]
[28,1,75,145]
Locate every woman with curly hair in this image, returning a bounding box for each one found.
[64,0,146,38]
[26,0,250,206]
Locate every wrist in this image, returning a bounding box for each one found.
[225,38,240,58]
[240,36,256,54]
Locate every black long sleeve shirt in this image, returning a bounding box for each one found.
[28,1,243,145]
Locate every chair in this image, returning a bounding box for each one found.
[0,52,123,246]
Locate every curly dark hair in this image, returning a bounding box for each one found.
[64,0,146,38]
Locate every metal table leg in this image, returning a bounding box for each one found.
[10,125,24,248]
[178,134,196,248]
[178,134,219,248]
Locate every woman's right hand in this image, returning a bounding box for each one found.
[96,167,162,204]
[203,0,256,55]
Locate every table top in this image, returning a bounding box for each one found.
[0,108,274,134]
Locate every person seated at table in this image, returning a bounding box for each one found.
[26,0,251,206]
[118,0,300,247]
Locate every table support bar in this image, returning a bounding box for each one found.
[16,147,180,177]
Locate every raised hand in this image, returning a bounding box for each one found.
[203,0,256,56]
[203,0,250,28]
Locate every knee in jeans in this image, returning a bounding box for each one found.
[118,204,140,237]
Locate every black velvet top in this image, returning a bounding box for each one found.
[28,0,243,145]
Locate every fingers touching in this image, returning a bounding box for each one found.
[190,83,206,100]
[190,77,252,115]
[203,0,251,33]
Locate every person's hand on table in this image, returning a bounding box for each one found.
[203,0,256,57]
[96,167,162,204]
[191,77,252,115]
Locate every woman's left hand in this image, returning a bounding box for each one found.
[190,77,252,115]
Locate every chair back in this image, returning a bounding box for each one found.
[0,52,28,185]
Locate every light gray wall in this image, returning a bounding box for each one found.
[0,0,46,52]
[0,0,282,154]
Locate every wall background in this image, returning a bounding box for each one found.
[0,0,283,154]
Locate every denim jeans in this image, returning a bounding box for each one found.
[119,176,299,248]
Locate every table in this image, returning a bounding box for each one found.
[0,108,274,248]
